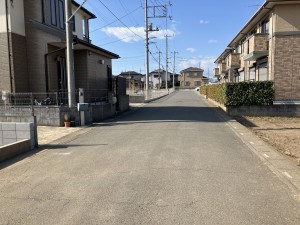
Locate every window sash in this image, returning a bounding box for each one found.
[50,0,57,26]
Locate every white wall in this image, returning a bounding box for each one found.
[0,0,26,36]
[0,0,26,35]
[72,6,88,40]
[0,0,8,33]
[9,0,25,36]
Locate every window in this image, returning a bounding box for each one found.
[194,81,201,86]
[50,0,57,26]
[262,20,269,34]
[258,63,268,81]
[194,72,198,76]
[44,0,73,31]
[249,67,256,81]
[71,16,76,32]
[58,0,65,29]
[184,81,190,86]
[239,71,245,82]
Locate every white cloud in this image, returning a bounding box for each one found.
[208,39,218,44]
[200,20,209,24]
[101,26,177,43]
[101,27,145,43]
[186,48,196,53]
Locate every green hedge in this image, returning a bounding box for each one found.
[200,81,274,106]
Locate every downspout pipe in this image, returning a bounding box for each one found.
[5,0,13,93]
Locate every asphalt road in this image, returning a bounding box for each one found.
[0,91,300,225]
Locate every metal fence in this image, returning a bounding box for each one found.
[126,88,173,100]
[0,89,109,107]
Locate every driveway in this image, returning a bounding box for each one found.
[0,91,299,225]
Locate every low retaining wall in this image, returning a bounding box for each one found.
[0,122,35,149]
[0,139,31,162]
[227,105,300,117]
[129,95,145,103]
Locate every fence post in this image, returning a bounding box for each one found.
[30,92,38,148]
[56,92,59,106]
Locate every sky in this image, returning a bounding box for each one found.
[82,0,265,77]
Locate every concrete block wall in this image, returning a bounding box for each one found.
[0,122,35,149]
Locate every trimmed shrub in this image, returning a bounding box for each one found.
[201,81,274,106]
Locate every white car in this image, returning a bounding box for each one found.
[195,87,200,91]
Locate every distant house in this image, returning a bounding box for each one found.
[118,71,144,91]
[179,67,209,88]
[0,0,119,98]
[149,69,177,89]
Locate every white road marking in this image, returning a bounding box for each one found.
[54,152,71,156]
[263,153,269,158]
[283,172,293,179]
[240,133,244,136]
[250,141,254,145]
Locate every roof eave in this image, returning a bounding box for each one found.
[71,0,97,19]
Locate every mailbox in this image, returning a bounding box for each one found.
[77,103,89,112]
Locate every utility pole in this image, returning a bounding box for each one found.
[145,0,149,92]
[165,34,169,90]
[65,0,87,107]
[145,1,169,91]
[172,51,178,89]
[157,51,162,89]
[65,0,75,107]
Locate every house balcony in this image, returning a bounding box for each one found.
[226,53,240,71]
[218,63,226,74]
[214,68,220,77]
[243,33,269,61]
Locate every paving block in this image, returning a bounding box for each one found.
[1,122,16,131]
[0,131,2,138]
[16,123,34,131]
[3,131,17,139]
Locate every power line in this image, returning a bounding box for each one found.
[90,6,142,33]
[96,0,144,39]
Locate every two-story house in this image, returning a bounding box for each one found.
[0,0,119,99]
[149,69,174,89]
[179,67,209,88]
[214,0,300,101]
[118,71,144,91]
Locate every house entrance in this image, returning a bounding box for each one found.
[57,56,67,104]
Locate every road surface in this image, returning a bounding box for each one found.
[0,91,299,224]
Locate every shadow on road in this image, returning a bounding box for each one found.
[94,106,229,127]
[0,143,108,171]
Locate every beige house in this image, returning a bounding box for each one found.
[0,0,119,96]
[214,0,300,101]
[179,67,209,88]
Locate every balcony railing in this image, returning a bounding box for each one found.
[218,63,226,74]
[214,68,220,76]
[226,53,240,70]
[244,33,269,61]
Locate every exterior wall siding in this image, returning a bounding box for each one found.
[11,33,29,92]
[0,32,11,91]
[273,35,300,100]
[274,4,300,33]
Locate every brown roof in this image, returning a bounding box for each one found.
[180,67,204,73]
